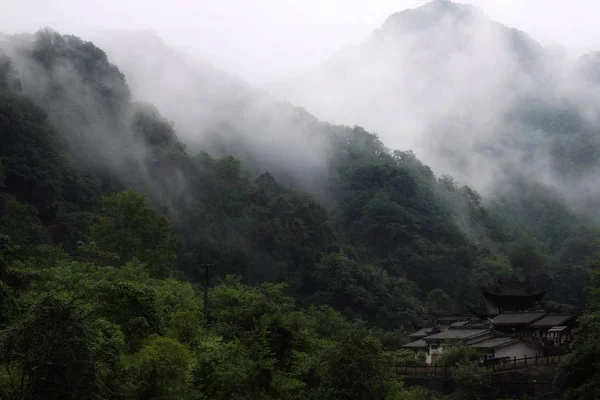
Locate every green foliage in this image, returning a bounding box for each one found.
[0,89,109,250]
[90,190,177,277]
[472,254,513,286]
[91,318,126,390]
[0,295,101,399]
[585,257,600,310]
[323,328,397,399]
[508,235,551,280]
[437,344,479,367]
[0,234,16,276]
[130,335,194,399]
[330,143,479,307]
[192,333,275,399]
[451,361,492,400]
[1,28,599,400]
[426,289,453,320]
[383,348,426,367]
[556,258,600,399]
[489,181,600,308]
[310,252,421,328]
[0,158,4,187]
[0,233,409,400]
[0,194,49,246]
[556,313,600,400]
[437,344,491,400]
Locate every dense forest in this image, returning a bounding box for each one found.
[0,18,599,400]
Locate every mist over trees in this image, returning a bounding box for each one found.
[268,0,600,220]
[1,0,600,398]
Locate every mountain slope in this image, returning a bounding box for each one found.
[1,25,596,329]
[2,19,600,400]
[0,29,448,325]
[267,0,600,218]
[91,31,337,201]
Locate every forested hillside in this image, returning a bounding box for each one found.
[269,0,600,240]
[92,30,334,200]
[0,20,599,399]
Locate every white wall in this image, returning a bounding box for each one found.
[495,341,540,360]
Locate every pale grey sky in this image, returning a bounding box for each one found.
[2,0,598,84]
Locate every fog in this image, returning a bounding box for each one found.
[0,31,193,214]
[3,0,600,217]
[263,0,600,216]
[88,30,337,198]
[3,0,600,84]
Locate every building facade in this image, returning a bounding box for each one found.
[402,277,576,364]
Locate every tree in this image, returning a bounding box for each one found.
[0,195,49,246]
[0,234,16,277]
[90,318,126,396]
[323,328,392,399]
[508,235,550,279]
[0,158,4,188]
[97,281,162,352]
[0,296,101,399]
[425,289,453,321]
[437,344,478,367]
[90,190,177,277]
[438,344,492,400]
[452,361,492,400]
[131,335,193,399]
[192,333,275,400]
[556,258,600,399]
[556,312,600,400]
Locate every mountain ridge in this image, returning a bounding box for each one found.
[266,0,600,220]
[1,7,598,321]
[1,7,600,399]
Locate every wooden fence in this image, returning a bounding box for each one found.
[488,354,564,373]
[402,377,560,399]
[395,354,565,377]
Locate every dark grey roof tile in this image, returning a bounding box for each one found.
[529,315,575,328]
[492,312,545,325]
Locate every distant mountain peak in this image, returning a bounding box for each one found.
[417,0,483,16]
[381,0,485,33]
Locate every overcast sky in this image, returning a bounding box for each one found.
[2,0,599,84]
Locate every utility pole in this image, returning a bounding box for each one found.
[199,263,214,327]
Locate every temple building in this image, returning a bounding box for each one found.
[402,277,577,364]
[481,277,546,311]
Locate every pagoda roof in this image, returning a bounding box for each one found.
[480,277,546,310]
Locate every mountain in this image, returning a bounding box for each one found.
[2,24,597,316]
[0,28,473,314]
[267,0,600,219]
[1,17,600,399]
[91,31,339,201]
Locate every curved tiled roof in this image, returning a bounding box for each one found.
[401,339,428,349]
[423,329,490,341]
[471,337,519,349]
[491,312,545,326]
[529,315,575,328]
[409,327,433,338]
